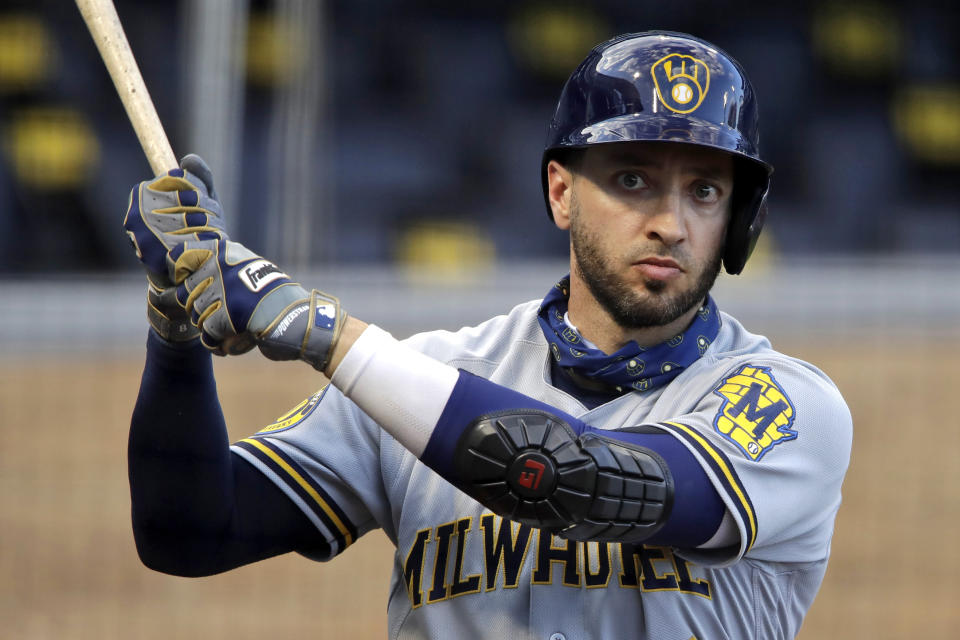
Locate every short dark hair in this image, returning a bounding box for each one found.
[546,147,586,173]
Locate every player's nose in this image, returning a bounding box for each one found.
[643,191,687,246]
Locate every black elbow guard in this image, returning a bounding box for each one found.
[453,410,673,542]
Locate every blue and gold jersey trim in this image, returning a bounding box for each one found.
[234,437,357,551]
[658,421,757,552]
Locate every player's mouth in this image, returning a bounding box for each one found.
[632,257,683,280]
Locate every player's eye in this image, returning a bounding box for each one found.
[693,183,720,203]
[616,172,646,190]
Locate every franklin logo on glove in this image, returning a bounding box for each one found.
[241,260,287,292]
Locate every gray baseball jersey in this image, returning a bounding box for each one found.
[231,299,852,639]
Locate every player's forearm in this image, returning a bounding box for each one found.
[129,331,328,576]
[128,331,237,574]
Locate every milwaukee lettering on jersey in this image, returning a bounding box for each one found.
[240,259,287,292]
[401,514,712,609]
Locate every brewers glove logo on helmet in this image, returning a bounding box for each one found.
[651,53,710,114]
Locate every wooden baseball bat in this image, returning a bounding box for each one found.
[75,0,177,174]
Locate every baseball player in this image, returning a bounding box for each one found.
[124,32,852,639]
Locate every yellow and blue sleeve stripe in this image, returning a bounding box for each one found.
[234,437,358,554]
[658,421,758,552]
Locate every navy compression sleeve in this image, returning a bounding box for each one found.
[128,331,321,576]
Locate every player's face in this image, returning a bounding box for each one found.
[555,142,733,329]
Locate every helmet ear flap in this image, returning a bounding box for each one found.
[723,201,767,275]
[723,159,770,275]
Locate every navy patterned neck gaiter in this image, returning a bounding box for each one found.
[537,276,721,394]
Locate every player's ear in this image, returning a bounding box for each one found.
[546,160,575,230]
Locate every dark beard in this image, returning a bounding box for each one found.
[570,212,723,330]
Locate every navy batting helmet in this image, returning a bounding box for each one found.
[542,31,773,275]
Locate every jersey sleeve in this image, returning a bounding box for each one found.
[652,357,852,566]
[229,384,392,561]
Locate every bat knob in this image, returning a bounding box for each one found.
[221,333,256,356]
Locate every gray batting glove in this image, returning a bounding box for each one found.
[123,154,227,342]
[168,238,346,370]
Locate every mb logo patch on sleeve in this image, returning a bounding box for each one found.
[712,364,797,461]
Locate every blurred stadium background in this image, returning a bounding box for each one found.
[1,0,959,638]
